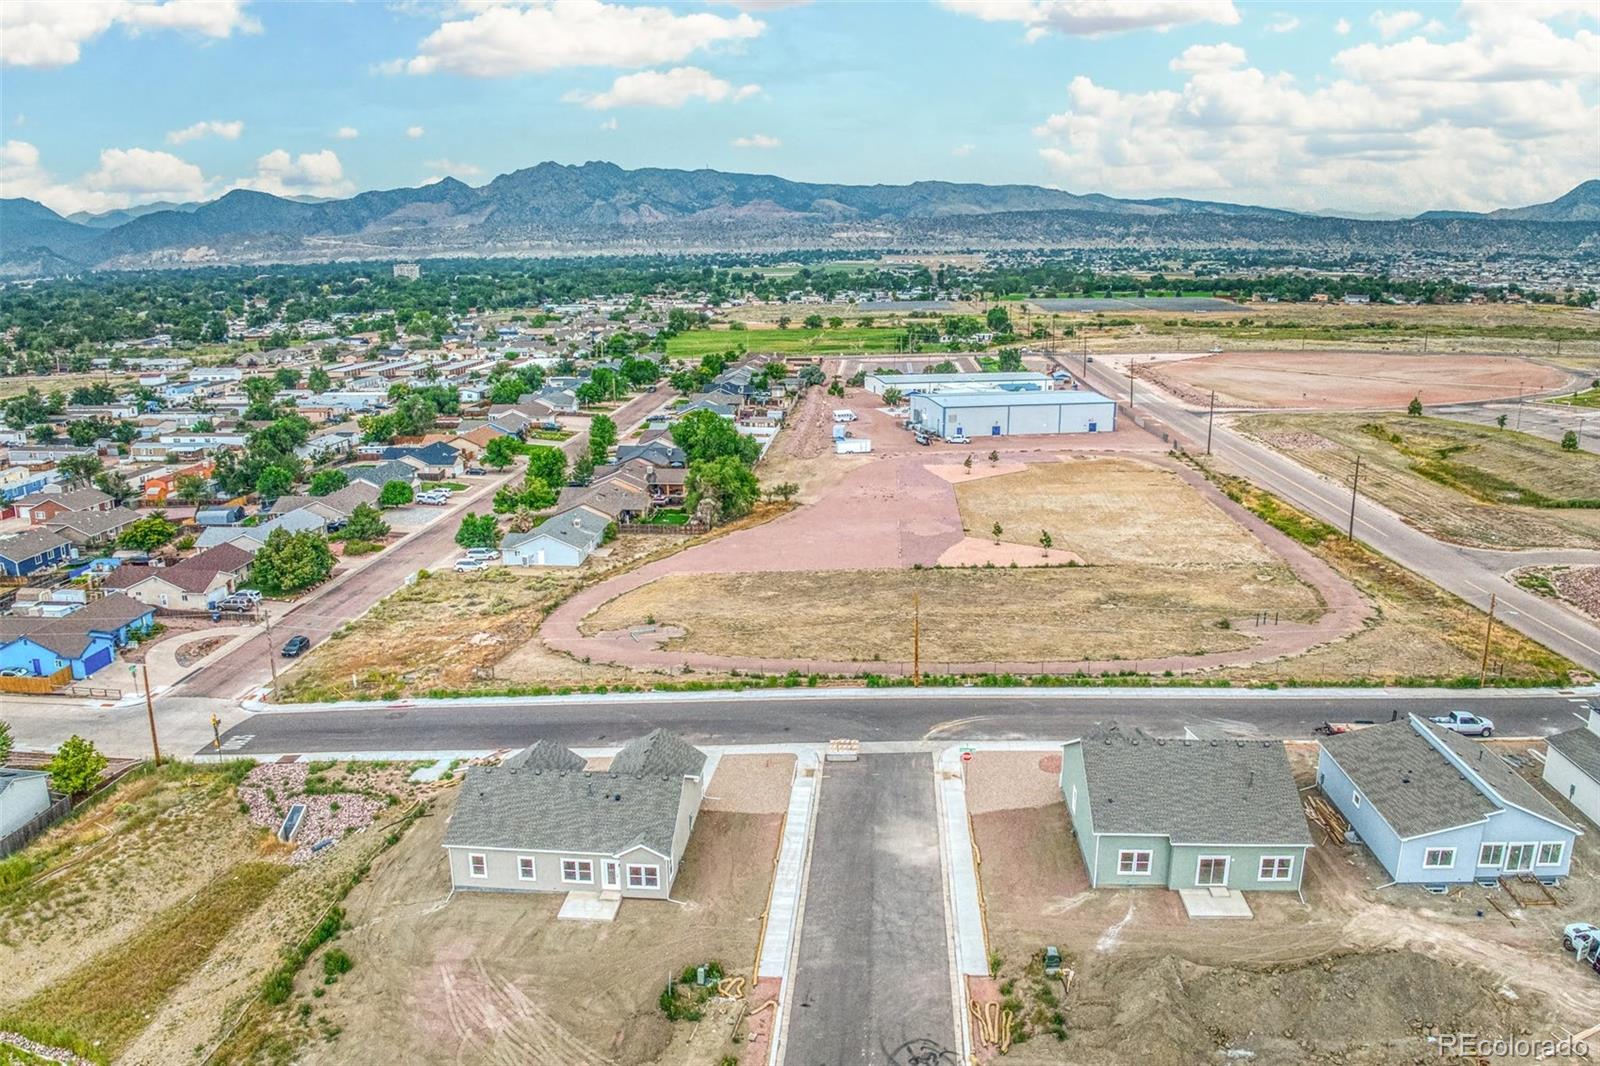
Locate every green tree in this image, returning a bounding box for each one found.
[255,465,295,499]
[671,409,759,467]
[985,306,1013,334]
[0,718,11,765]
[767,481,799,503]
[1407,396,1423,416]
[308,469,349,496]
[118,512,178,552]
[996,349,1023,372]
[804,314,825,330]
[1562,430,1580,451]
[341,502,390,542]
[481,435,521,470]
[274,367,301,389]
[57,453,104,488]
[588,414,618,464]
[93,471,135,506]
[378,480,414,507]
[685,456,760,524]
[251,528,335,594]
[173,475,212,506]
[1496,413,1508,429]
[992,521,1003,544]
[1040,530,1053,555]
[242,376,280,421]
[524,445,567,487]
[882,386,904,407]
[776,315,791,330]
[454,512,501,549]
[47,735,108,796]
[307,367,331,392]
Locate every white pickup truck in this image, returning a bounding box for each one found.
[1429,710,1494,737]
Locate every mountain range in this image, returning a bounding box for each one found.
[2,162,1596,277]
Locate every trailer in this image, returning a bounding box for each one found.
[835,438,872,454]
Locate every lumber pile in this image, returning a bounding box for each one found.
[1303,793,1349,848]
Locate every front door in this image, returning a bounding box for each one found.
[1196,856,1230,887]
[1504,844,1536,873]
[603,860,620,890]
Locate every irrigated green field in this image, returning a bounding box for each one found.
[663,325,913,357]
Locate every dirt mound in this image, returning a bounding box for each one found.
[1060,950,1533,1066]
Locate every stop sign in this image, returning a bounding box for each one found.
[960,750,973,763]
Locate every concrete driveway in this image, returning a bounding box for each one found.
[784,752,959,1065]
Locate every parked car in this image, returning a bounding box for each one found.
[465,548,500,562]
[0,667,28,677]
[1429,710,1493,737]
[946,431,971,445]
[1563,922,1598,954]
[416,490,450,505]
[236,589,263,606]
[465,466,486,476]
[281,635,311,657]
[453,558,487,573]
[216,595,253,612]
[914,431,930,446]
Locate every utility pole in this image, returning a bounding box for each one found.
[912,592,922,688]
[263,611,279,696]
[1478,593,1497,687]
[1128,359,1135,409]
[1347,455,1362,540]
[1205,390,1216,455]
[1516,383,1525,430]
[138,662,161,766]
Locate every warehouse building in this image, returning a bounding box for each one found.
[864,370,1050,396]
[910,389,1116,438]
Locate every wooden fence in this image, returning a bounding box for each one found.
[0,666,72,695]
[619,521,708,536]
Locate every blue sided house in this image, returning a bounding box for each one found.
[0,594,156,679]
[1318,714,1580,887]
[0,529,74,577]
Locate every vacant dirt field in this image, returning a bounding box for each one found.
[1141,350,1571,409]
[296,755,792,1066]
[1240,413,1600,549]
[965,748,1600,1066]
[954,459,1276,566]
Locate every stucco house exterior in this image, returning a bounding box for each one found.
[1060,726,1312,893]
[501,506,610,567]
[1544,706,1600,828]
[443,731,707,899]
[1319,715,1580,886]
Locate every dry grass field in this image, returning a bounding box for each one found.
[1240,413,1600,549]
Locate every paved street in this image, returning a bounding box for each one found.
[1078,358,1600,672]
[202,689,1598,757]
[784,753,957,1066]
[1432,399,1598,455]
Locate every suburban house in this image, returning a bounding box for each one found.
[0,529,75,577]
[501,505,611,567]
[554,472,652,524]
[1,769,53,842]
[13,487,115,525]
[377,442,464,479]
[45,507,141,548]
[195,505,247,527]
[1318,715,1580,886]
[1544,705,1600,828]
[0,593,157,679]
[269,481,380,522]
[1060,726,1312,893]
[442,730,708,900]
[100,543,253,611]
[342,460,418,491]
[194,509,326,553]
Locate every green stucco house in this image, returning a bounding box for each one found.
[1060,726,1312,893]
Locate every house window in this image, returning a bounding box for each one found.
[517,856,536,881]
[468,853,487,878]
[1352,790,1361,808]
[1422,848,1456,869]
[1538,842,1565,866]
[627,864,660,889]
[1117,850,1152,876]
[1478,843,1505,868]
[561,858,594,884]
[1068,785,1077,815]
[1258,856,1294,881]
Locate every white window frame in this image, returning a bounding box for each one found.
[1422,847,1456,869]
[626,863,661,890]
[1478,843,1505,868]
[1537,842,1566,867]
[517,855,536,881]
[1257,855,1294,882]
[1068,785,1077,815]
[467,852,488,879]
[1117,849,1153,876]
[1351,790,1361,808]
[1196,855,1231,887]
[561,858,595,885]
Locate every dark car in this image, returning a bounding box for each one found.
[281,635,312,657]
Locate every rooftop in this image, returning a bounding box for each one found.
[914,389,1114,408]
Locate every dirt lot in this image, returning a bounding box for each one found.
[1140,350,1572,410]
[0,761,434,1066]
[1240,413,1600,549]
[292,754,793,1066]
[965,747,1600,1066]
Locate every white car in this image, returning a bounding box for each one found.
[946,432,971,445]
[465,548,500,562]
[453,558,487,573]
[417,490,450,505]
[1429,711,1494,737]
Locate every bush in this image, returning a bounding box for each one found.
[322,948,353,979]
[46,734,108,795]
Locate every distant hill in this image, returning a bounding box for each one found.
[1,164,1596,277]
[68,201,203,228]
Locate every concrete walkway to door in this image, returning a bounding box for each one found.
[781,752,959,1066]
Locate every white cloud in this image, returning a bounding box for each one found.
[396,0,765,78]
[1370,9,1424,38]
[952,143,976,156]
[335,126,360,140]
[1,0,260,69]
[565,66,759,109]
[406,125,425,139]
[1031,5,1599,215]
[732,133,780,148]
[423,157,483,177]
[1267,13,1300,33]
[166,119,244,145]
[0,140,212,213]
[939,0,1238,40]
[1334,17,1351,34]
[234,148,353,198]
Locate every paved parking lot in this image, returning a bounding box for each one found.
[785,752,958,1065]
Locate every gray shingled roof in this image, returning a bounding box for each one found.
[1321,719,1500,838]
[444,731,703,857]
[502,740,587,772]
[1075,725,1310,846]
[1422,719,1579,833]
[1549,725,1600,786]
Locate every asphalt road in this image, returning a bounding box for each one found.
[1432,400,1598,454]
[207,690,1597,756]
[1078,358,1600,672]
[784,753,958,1066]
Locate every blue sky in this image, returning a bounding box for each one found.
[1,1,1595,218]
